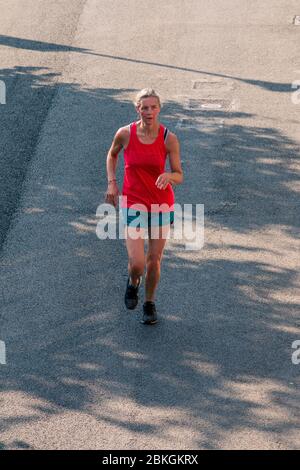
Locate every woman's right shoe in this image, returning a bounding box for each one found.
[124,276,141,310]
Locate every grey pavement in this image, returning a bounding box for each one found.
[0,0,299,450]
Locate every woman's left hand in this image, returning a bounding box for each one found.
[155,173,171,190]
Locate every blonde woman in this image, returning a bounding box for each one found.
[105,89,183,324]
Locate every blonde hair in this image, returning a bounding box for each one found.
[134,88,162,109]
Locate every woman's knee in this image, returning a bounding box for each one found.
[146,254,161,270]
[128,258,145,275]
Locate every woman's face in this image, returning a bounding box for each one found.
[136,96,160,124]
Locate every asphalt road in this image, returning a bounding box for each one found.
[0,0,299,450]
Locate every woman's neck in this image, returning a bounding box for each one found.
[138,119,160,135]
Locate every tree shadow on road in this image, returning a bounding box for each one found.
[0,64,299,449]
[0,34,294,93]
[0,66,63,249]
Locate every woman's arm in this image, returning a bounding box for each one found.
[155,132,183,189]
[106,128,126,181]
[105,128,128,207]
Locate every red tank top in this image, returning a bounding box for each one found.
[121,121,175,212]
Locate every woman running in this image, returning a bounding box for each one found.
[105,88,183,324]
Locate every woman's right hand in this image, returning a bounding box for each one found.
[105,181,120,207]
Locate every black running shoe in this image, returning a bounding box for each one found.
[141,301,158,325]
[124,276,141,310]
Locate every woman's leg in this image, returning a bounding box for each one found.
[145,224,170,301]
[125,226,146,286]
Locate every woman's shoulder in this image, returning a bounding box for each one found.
[163,128,179,152]
[115,123,136,149]
[115,124,133,141]
[160,123,177,140]
[116,123,131,135]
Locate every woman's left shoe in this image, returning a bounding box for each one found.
[141,301,158,325]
